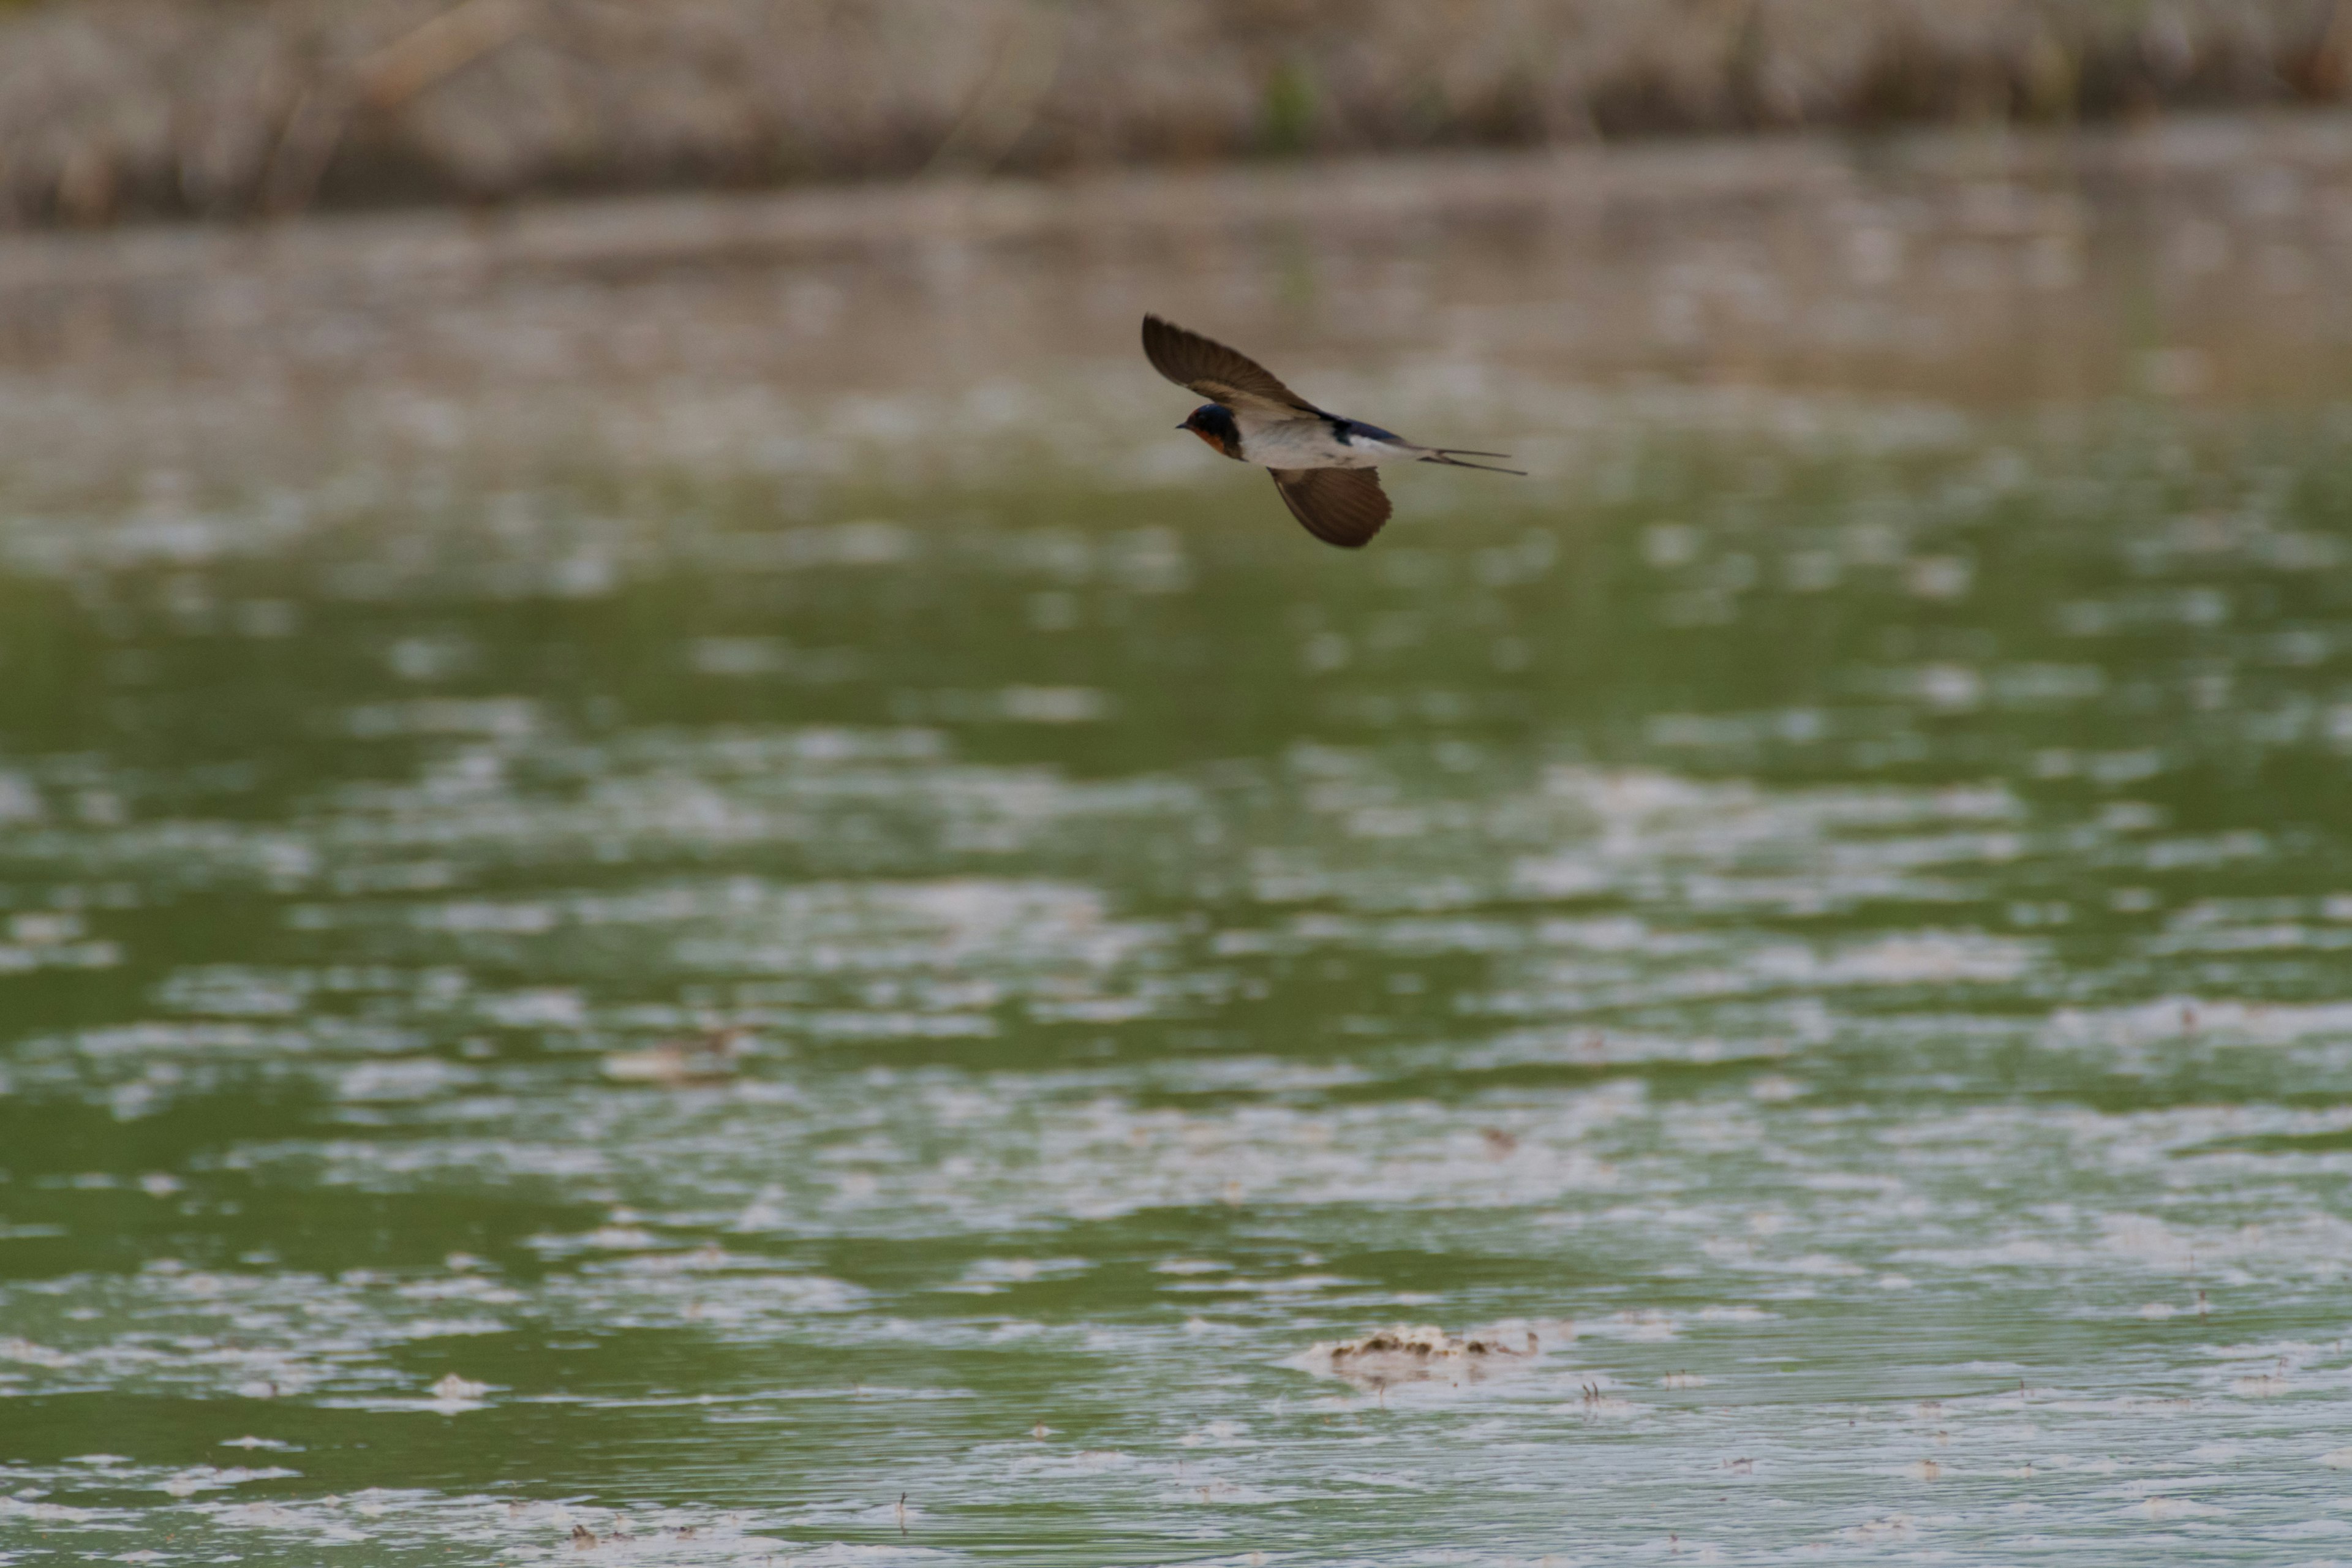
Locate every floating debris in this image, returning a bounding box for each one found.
[1293,1324,1540,1386]
[423,1373,492,1412]
[601,1028,745,1087]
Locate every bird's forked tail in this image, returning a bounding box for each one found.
[1417,448,1526,476]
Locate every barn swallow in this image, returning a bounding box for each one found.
[1143,314,1522,548]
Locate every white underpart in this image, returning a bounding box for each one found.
[1234,414,1419,469]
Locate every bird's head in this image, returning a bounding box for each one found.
[1178,404,1242,459]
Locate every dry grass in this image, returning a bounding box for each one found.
[8,0,2352,225]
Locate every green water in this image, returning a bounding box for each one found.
[9,134,2352,1563]
[6,406,2352,1564]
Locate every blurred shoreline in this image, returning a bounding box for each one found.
[11,0,2352,228]
[9,110,2352,388]
[5,105,2352,542]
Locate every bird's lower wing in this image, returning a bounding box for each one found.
[1144,315,1321,418]
[1270,467,1390,549]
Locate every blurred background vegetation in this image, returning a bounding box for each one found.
[10,0,2352,225]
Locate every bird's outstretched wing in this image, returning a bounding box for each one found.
[1143,315,1321,418]
[1270,467,1390,549]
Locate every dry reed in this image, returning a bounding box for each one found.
[6,0,2352,225]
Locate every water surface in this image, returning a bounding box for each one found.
[6,122,2352,1566]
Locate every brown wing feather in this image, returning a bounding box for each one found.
[1142,315,1320,417]
[1270,467,1391,549]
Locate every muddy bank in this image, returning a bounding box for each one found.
[9,0,2352,226]
[6,110,2352,521]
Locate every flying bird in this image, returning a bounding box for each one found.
[1142,314,1522,548]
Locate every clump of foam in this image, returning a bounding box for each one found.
[1292,1324,1539,1385]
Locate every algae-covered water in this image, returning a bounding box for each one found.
[7,123,2352,1565]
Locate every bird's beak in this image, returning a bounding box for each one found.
[1174,422,1188,431]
